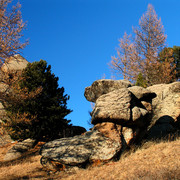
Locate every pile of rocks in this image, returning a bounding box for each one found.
[39,79,179,172]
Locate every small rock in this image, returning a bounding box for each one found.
[4,138,36,161]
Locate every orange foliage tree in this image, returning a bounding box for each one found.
[110,4,176,86]
[0,0,27,65]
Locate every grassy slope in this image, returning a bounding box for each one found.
[0,139,179,180]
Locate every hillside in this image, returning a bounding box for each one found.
[0,138,179,180]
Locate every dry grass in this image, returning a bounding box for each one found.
[0,142,52,180]
[0,138,179,180]
[64,138,180,180]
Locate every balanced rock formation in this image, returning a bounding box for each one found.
[40,80,157,171]
[40,79,180,172]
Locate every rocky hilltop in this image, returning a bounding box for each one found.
[40,79,180,172]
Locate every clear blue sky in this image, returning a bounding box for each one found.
[12,0,180,130]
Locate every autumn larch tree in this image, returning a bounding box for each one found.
[0,0,27,65]
[3,60,72,141]
[110,4,176,86]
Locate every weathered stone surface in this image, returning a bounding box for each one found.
[141,101,152,112]
[147,82,180,124]
[91,88,131,124]
[40,130,121,167]
[132,106,148,122]
[4,139,36,161]
[93,123,141,147]
[91,88,149,127]
[92,122,121,143]
[0,134,12,147]
[1,54,28,73]
[84,79,132,102]
[39,81,180,172]
[128,86,156,101]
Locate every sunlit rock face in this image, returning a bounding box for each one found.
[38,79,180,172]
[91,88,152,127]
[40,130,121,167]
[84,79,132,103]
[1,54,29,73]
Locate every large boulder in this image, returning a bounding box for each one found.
[145,82,180,139]
[40,130,121,170]
[1,54,28,73]
[147,82,180,124]
[39,81,180,172]
[91,88,150,127]
[84,79,132,102]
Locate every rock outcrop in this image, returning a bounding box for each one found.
[41,79,173,171]
[40,80,180,172]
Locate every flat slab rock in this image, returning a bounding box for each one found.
[40,130,121,166]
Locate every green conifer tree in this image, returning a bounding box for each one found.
[135,73,147,88]
[6,60,72,141]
